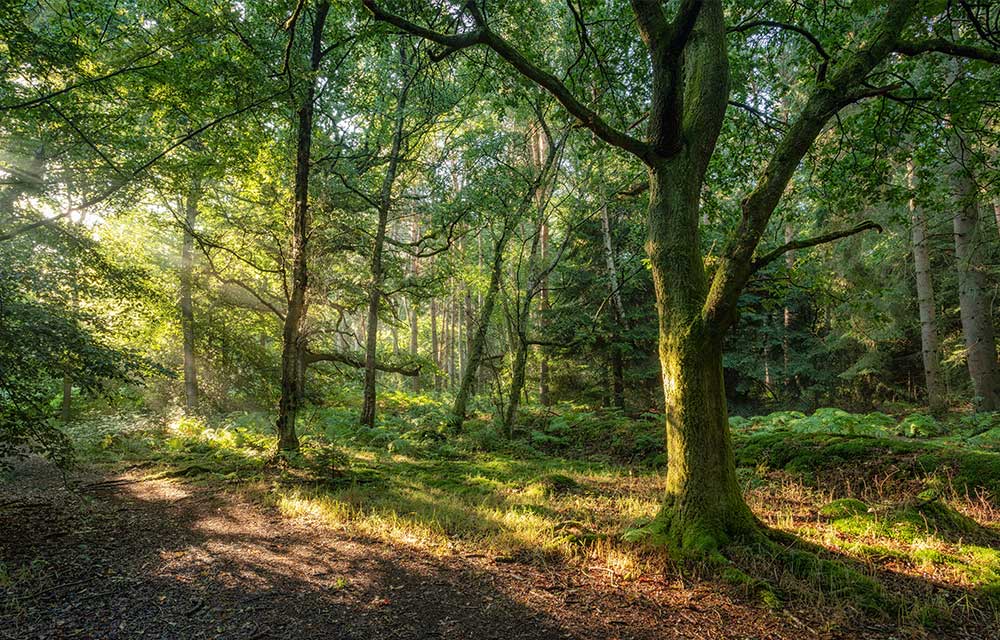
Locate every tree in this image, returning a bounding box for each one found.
[908,159,946,416]
[949,126,1000,411]
[365,0,1000,553]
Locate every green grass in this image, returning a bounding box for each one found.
[61,400,1000,630]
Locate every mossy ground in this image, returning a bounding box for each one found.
[61,400,1000,633]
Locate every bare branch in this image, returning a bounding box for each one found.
[729,19,830,80]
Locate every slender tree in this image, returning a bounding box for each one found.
[949,128,1000,411]
[908,159,946,416]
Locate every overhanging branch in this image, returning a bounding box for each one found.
[363,0,652,163]
[304,349,421,376]
[749,220,883,275]
[894,38,1000,64]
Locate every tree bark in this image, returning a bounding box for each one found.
[908,160,946,416]
[601,199,627,410]
[180,175,201,414]
[538,221,550,405]
[276,0,330,451]
[949,130,1000,411]
[647,156,757,551]
[409,218,421,392]
[430,297,439,390]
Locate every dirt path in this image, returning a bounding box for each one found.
[1,460,924,640]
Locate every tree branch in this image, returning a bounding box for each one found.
[304,349,421,375]
[728,19,830,80]
[894,38,1000,64]
[749,220,883,275]
[363,1,652,163]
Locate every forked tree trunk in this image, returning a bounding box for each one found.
[276,1,330,451]
[949,131,1000,411]
[908,160,946,416]
[180,176,201,413]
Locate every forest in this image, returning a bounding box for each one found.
[2,0,1000,638]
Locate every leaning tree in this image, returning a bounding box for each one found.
[364,0,1000,554]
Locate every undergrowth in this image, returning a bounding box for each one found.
[58,399,1000,633]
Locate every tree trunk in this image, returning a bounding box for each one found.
[949,130,1000,411]
[503,304,530,435]
[538,221,550,405]
[61,376,72,422]
[647,161,755,553]
[908,160,946,416]
[180,176,201,414]
[452,227,508,423]
[360,63,409,427]
[430,297,439,390]
[276,1,330,451]
[993,199,1000,237]
[600,199,626,410]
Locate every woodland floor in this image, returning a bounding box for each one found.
[1,456,992,640]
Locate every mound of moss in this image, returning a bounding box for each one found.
[733,431,1000,497]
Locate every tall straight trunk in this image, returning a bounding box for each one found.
[782,224,793,391]
[409,300,419,391]
[61,376,72,422]
[449,295,458,387]
[430,298,439,390]
[180,176,201,413]
[949,131,1000,411]
[908,160,946,416]
[409,218,421,391]
[360,64,410,427]
[600,199,626,410]
[276,1,330,451]
[538,221,550,405]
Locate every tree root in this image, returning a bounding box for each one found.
[624,503,896,616]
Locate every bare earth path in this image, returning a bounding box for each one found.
[1,460,920,640]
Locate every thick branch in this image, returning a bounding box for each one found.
[749,221,883,275]
[363,1,652,163]
[702,0,917,333]
[894,38,1000,64]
